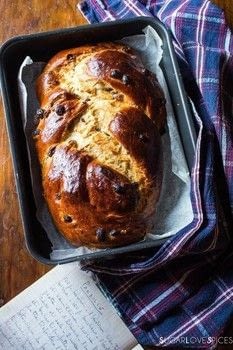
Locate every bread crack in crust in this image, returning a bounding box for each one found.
[35,42,166,248]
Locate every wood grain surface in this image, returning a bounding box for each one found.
[0,0,86,306]
[0,0,232,348]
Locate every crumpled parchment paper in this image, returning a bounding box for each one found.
[18,26,193,260]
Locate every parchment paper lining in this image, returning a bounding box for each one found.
[18,26,193,260]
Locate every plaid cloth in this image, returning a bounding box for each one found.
[78,1,233,348]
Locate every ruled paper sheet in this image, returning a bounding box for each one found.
[0,263,138,350]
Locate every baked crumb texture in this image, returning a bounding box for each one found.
[35,43,166,248]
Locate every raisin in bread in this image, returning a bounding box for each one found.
[35,42,166,248]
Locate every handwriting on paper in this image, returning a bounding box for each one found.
[0,263,137,350]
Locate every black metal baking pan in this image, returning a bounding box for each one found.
[0,17,196,265]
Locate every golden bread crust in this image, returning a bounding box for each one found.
[34,42,166,248]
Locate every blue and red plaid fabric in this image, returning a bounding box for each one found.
[78,1,233,348]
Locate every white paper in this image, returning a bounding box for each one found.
[0,264,138,350]
[17,56,33,127]
[18,25,194,260]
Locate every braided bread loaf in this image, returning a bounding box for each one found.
[35,42,166,248]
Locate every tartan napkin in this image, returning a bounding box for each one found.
[78,1,233,348]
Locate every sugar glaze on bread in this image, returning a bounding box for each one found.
[35,42,166,248]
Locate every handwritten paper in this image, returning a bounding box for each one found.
[0,263,138,350]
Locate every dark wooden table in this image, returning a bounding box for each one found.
[0,0,86,306]
[0,0,232,347]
